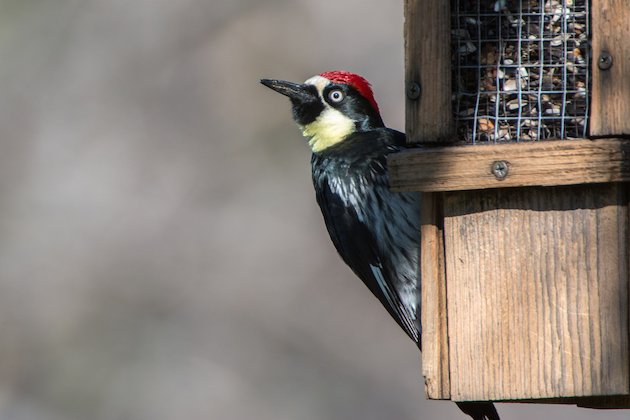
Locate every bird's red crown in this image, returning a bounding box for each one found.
[320,71,380,115]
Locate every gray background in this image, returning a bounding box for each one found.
[0,1,627,419]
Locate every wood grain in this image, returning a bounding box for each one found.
[388,138,630,192]
[404,0,453,143]
[442,185,629,401]
[402,0,630,404]
[590,0,630,136]
[405,0,454,400]
[420,193,450,399]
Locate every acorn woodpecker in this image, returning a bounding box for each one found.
[261,71,500,420]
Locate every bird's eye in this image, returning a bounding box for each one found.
[328,89,345,103]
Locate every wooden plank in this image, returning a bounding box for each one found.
[590,0,630,136]
[404,0,453,143]
[442,184,629,401]
[575,186,630,410]
[405,0,453,401]
[388,138,630,192]
[420,193,450,399]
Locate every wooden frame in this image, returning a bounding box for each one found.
[399,0,630,407]
[389,138,630,193]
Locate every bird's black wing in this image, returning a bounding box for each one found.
[313,159,420,343]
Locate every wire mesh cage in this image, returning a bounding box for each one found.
[452,0,590,143]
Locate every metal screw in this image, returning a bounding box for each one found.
[598,52,613,71]
[491,160,509,180]
[406,81,421,100]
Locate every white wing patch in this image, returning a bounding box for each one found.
[370,263,418,341]
[370,264,398,311]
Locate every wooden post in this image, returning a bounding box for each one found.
[404,0,453,401]
[590,0,630,136]
[581,2,630,406]
[419,194,450,399]
[404,0,453,143]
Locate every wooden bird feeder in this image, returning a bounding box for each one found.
[391,0,630,408]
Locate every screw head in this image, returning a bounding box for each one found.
[491,160,509,180]
[406,81,421,100]
[598,52,613,70]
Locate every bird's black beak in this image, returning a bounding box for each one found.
[260,79,316,103]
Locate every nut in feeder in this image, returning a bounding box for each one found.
[452,0,591,143]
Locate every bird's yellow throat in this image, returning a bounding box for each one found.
[301,107,356,152]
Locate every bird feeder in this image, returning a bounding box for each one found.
[391,0,630,408]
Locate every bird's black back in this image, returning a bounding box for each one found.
[311,127,421,343]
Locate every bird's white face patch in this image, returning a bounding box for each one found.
[304,75,330,92]
[301,75,356,153]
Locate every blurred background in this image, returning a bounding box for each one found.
[0,1,627,419]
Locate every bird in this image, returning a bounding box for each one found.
[261,71,500,420]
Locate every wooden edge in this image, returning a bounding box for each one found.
[388,138,630,192]
[496,396,630,408]
[420,192,451,400]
